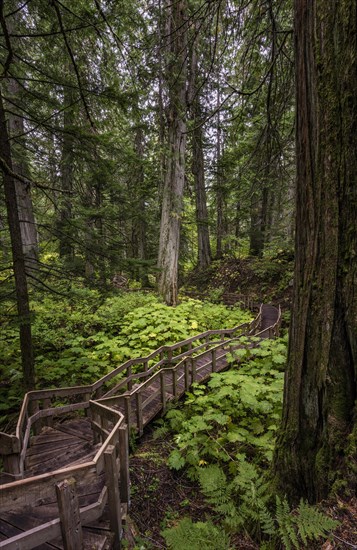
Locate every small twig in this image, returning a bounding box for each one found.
[0,154,73,194]
[332,534,357,549]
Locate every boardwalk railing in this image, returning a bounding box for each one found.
[0,400,129,549]
[0,300,281,549]
[0,303,260,477]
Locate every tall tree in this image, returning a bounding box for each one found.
[274,0,357,501]
[157,0,188,305]
[188,33,211,270]
[0,90,35,390]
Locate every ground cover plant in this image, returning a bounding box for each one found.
[159,337,339,549]
[0,286,252,428]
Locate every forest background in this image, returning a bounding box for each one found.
[0,0,356,548]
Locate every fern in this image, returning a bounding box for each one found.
[276,495,299,549]
[296,499,339,544]
[275,496,340,549]
[162,517,230,550]
[198,465,231,506]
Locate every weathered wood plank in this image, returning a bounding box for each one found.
[0,463,97,513]
[56,478,83,550]
[104,446,121,548]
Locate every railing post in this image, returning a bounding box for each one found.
[167,349,173,364]
[56,477,83,550]
[173,369,178,399]
[160,371,167,412]
[136,392,143,435]
[29,399,41,435]
[104,445,122,549]
[212,349,217,372]
[205,334,210,350]
[184,359,190,391]
[127,365,132,391]
[42,398,53,428]
[191,358,197,383]
[119,425,130,506]
[125,397,132,434]
[95,386,103,400]
[84,392,91,418]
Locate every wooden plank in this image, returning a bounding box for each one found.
[27,386,92,401]
[0,517,62,550]
[104,446,121,548]
[27,436,78,454]
[0,463,97,513]
[55,422,93,442]
[26,442,86,469]
[29,428,77,447]
[89,403,120,425]
[0,435,20,455]
[56,478,83,550]
[118,426,130,506]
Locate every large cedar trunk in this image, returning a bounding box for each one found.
[273,0,357,501]
[157,0,187,306]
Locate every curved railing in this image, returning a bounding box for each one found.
[0,304,260,477]
[0,300,281,549]
[0,399,129,549]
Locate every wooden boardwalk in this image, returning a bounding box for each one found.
[0,303,281,549]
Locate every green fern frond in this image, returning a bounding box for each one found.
[199,465,231,505]
[296,499,339,544]
[162,517,231,550]
[276,495,299,549]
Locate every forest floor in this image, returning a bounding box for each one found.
[127,426,357,550]
[126,425,260,550]
[182,253,294,309]
[125,256,357,549]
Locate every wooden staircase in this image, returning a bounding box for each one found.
[0,303,281,549]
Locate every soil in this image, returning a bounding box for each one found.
[181,255,294,310]
[126,424,259,549]
[127,425,357,549]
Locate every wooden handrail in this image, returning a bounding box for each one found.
[0,299,282,549]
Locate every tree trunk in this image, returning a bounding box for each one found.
[273,0,357,502]
[249,187,263,257]
[215,86,226,259]
[190,77,211,269]
[6,77,39,270]
[57,62,75,260]
[157,0,188,306]
[0,89,35,391]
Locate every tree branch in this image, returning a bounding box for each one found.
[0,0,13,77]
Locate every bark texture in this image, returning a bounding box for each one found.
[7,77,39,270]
[157,0,187,306]
[0,89,35,390]
[274,0,357,501]
[191,98,211,269]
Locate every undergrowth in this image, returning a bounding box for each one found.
[159,337,339,549]
[0,286,251,427]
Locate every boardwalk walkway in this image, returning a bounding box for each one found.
[0,302,281,549]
